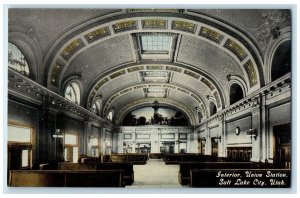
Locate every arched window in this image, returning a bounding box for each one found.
[64,82,80,105]
[230,83,244,105]
[107,110,113,121]
[8,42,30,76]
[92,99,102,115]
[271,40,291,81]
[198,111,203,123]
[209,102,217,116]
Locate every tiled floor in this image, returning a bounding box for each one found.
[126,159,185,188]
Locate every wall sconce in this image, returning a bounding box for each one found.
[214,135,221,143]
[200,137,206,143]
[88,135,95,143]
[246,129,257,141]
[52,129,63,138]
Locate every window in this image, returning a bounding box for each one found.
[8,125,32,170]
[91,138,99,157]
[92,103,97,114]
[21,150,29,167]
[140,35,171,54]
[64,133,79,163]
[107,110,113,121]
[64,82,80,105]
[92,99,102,115]
[209,102,217,116]
[8,42,30,76]
[230,83,244,105]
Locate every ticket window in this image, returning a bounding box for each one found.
[8,125,33,170]
[91,138,99,157]
[64,133,79,163]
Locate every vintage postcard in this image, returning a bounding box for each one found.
[6,7,292,191]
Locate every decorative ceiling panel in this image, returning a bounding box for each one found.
[177,35,243,88]
[63,34,134,92]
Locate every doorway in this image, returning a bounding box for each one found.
[161,142,175,154]
[211,138,218,158]
[273,124,291,168]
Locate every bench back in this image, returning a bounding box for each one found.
[9,170,123,187]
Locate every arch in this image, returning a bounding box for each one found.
[99,81,208,117]
[62,77,83,106]
[271,40,291,81]
[264,26,291,84]
[8,42,30,77]
[122,106,189,126]
[106,108,114,122]
[64,81,81,105]
[209,101,217,116]
[116,98,196,125]
[86,63,223,110]
[92,98,102,115]
[229,83,244,105]
[198,111,203,123]
[45,14,263,93]
[9,29,43,82]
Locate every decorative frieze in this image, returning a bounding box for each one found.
[200,77,215,91]
[95,77,109,91]
[172,20,197,33]
[127,66,144,73]
[84,26,111,43]
[243,60,258,87]
[50,60,65,87]
[142,19,167,29]
[166,66,182,72]
[112,20,138,33]
[126,9,184,13]
[184,70,200,79]
[224,39,248,61]
[199,27,224,44]
[109,70,126,79]
[146,65,164,70]
[61,38,85,61]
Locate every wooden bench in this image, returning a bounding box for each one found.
[190,169,290,188]
[149,153,164,159]
[164,154,217,164]
[9,170,124,187]
[178,162,262,185]
[111,154,148,164]
[59,162,134,185]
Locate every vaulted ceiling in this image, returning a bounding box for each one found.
[8,9,291,125]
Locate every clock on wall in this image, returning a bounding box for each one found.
[235,127,240,135]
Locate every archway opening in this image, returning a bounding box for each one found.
[271,41,291,81]
[230,83,244,105]
[209,102,217,116]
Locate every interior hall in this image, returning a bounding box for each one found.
[6,8,292,188]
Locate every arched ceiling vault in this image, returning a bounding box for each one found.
[9,9,291,126]
[46,12,264,91]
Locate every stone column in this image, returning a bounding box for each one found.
[251,96,262,162]
[83,122,92,156]
[38,95,57,163]
[204,123,210,155]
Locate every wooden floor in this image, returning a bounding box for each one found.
[126,159,185,188]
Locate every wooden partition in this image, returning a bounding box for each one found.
[111,154,148,164]
[9,170,123,187]
[59,162,134,185]
[164,154,218,164]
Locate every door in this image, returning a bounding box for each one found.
[211,138,218,158]
[273,124,291,168]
